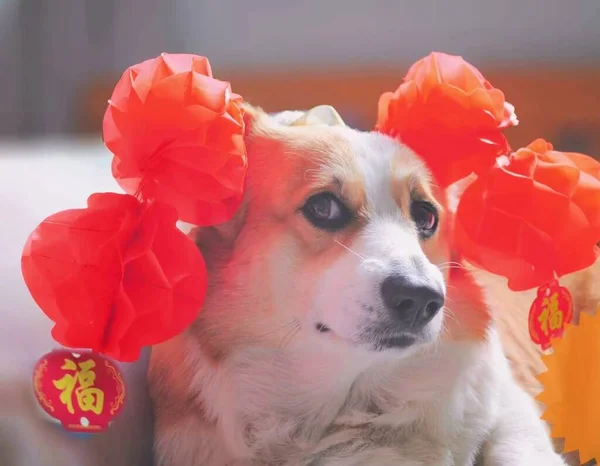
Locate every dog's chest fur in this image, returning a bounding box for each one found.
[151,330,506,466]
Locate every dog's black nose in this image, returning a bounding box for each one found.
[380,275,444,330]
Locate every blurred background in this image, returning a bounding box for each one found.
[1,0,600,156]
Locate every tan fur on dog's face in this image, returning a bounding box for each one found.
[191,105,451,361]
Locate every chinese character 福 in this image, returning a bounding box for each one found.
[52,358,105,415]
[538,292,563,337]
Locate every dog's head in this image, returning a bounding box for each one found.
[191,105,451,360]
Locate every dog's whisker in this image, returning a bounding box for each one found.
[273,322,302,367]
[442,306,459,325]
[276,319,301,352]
[256,319,300,340]
[438,265,464,272]
[437,261,465,272]
[333,238,366,262]
[439,324,452,340]
[443,305,458,320]
[437,261,464,268]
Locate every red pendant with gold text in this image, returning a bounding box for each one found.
[33,350,126,432]
[529,280,574,350]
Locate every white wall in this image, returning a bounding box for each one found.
[1,0,599,135]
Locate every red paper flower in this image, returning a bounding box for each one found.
[376,52,517,187]
[454,139,600,291]
[22,193,207,361]
[104,53,247,226]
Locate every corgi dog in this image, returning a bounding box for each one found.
[149,104,567,466]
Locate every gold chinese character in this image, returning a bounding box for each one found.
[52,358,105,415]
[538,292,563,336]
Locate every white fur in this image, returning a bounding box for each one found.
[149,112,565,466]
[307,131,445,350]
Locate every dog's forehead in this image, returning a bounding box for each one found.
[246,112,432,216]
[334,128,429,214]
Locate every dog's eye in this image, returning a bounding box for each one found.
[302,192,352,231]
[411,201,438,238]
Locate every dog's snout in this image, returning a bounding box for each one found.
[380,275,444,329]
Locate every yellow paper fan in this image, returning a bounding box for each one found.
[537,309,600,464]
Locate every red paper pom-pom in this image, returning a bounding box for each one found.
[375,52,517,187]
[22,193,207,361]
[104,53,247,226]
[454,139,600,291]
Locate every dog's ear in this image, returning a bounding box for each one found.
[289,105,346,127]
[269,105,347,128]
